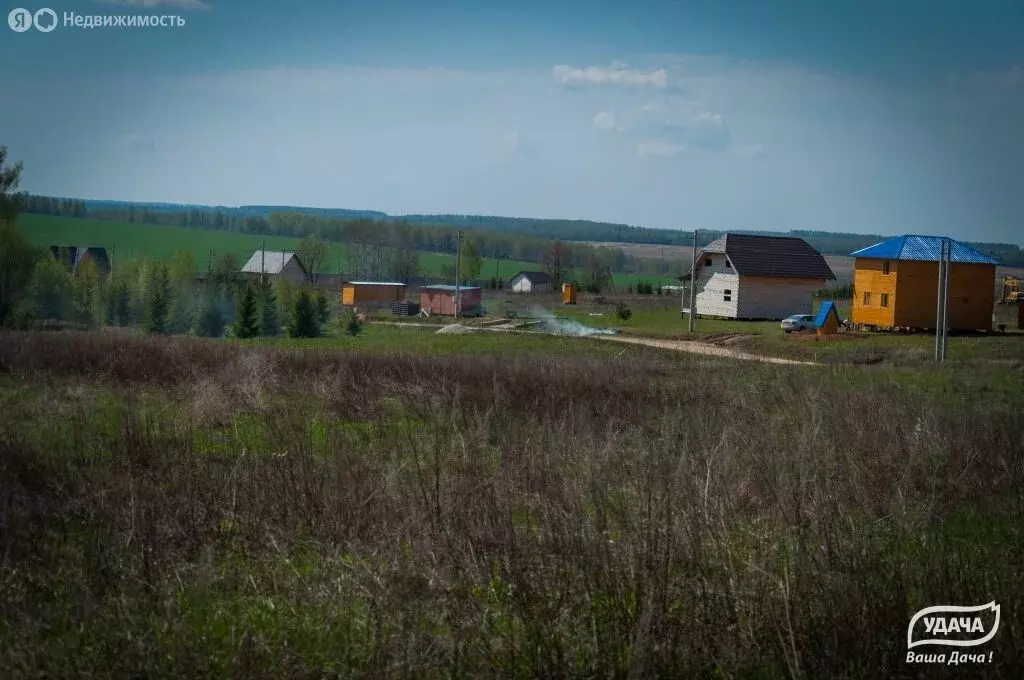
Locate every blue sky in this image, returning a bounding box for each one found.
[3,0,1024,244]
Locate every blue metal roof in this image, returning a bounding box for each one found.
[814,301,839,329]
[849,235,997,264]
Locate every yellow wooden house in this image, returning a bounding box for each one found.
[850,235,997,331]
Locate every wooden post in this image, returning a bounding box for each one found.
[454,230,462,318]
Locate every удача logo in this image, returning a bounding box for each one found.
[906,602,1000,665]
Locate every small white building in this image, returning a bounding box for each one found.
[508,271,553,293]
[240,250,309,285]
[685,234,835,320]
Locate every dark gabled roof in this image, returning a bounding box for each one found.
[698,234,835,280]
[510,271,551,285]
[49,245,111,273]
[850,235,998,264]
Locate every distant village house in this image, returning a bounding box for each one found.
[684,234,835,320]
[49,245,110,276]
[508,271,553,294]
[849,235,997,331]
[240,250,309,285]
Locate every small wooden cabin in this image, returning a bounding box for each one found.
[419,285,483,316]
[341,282,407,308]
[849,235,997,331]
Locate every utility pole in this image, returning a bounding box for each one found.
[934,238,945,362]
[687,229,698,332]
[941,237,951,361]
[454,229,462,318]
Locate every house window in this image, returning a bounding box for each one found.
[863,292,871,306]
[880,293,889,308]
[723,289,732,302]
[705,258,713,267]
[882,261,891,275]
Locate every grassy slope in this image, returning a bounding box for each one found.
[19,213,658,287]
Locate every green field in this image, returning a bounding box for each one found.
[19,213,661,287]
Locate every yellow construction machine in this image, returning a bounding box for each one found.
[999,276,1023,304]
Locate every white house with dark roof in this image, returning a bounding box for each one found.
[684,234,836,320]
[508,270,553,293]
[240,250,309,285]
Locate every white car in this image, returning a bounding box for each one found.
[781,314,815,333]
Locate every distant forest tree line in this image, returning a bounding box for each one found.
[20,194,1024,268]
[20,194,684,280]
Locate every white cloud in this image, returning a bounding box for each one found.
[592,111,623,131]
[553,63,668,88]
[628,102,732,152]
[731,144,766,159]
[98,0,210,10]
[636,140,685,158]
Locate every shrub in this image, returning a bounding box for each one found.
[345,310,363,336]
[18,256,75,324]
[0,219,41,327]
[615,301,632,321]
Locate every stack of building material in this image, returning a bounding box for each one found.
[390,300,421,316]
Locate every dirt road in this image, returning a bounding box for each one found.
[377,321,819,365]
[596,335,819,365]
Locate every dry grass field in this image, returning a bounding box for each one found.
[1,329,1022,678]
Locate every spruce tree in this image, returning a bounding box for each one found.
[195,292,225,337]
[316,291,330,325]
[143,263,170,334]
[233,285,259,338]
[258,280,280,336]
[289,290,320,338]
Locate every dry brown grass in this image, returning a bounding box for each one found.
[0,330,1022,678]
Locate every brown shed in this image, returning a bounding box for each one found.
[341,281,407,308]
[419,285,483,316]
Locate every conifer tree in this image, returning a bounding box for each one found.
[289,290,320,338]
[258,279,280,336]
[233,285,259,338]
